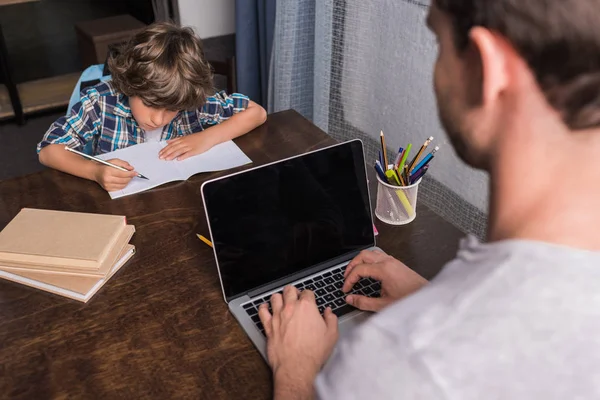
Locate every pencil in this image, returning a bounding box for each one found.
[411,165,429,184]
[65,146,149,180]
[408,136,433,172]
[397,171,406,186]
[398,143,412,173]
[380,131,389,170]
[412,146,439,174]
[196,234,213,248]
[394,147,404,169]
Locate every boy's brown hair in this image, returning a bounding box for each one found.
[435,0,600,131]
[108,22,214,111]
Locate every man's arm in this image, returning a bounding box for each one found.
[262,251,427,398]
[258,287,339,400]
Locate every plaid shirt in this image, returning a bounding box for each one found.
[37,81,250,155]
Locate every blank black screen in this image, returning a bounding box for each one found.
[202,140,374,299]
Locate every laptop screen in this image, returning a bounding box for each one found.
[202,140,374,300]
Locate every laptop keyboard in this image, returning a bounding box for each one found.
[242,264,381,336]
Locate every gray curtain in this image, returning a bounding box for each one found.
[269,0,489,238]
[235,0,276,106]
[152,0,180,24]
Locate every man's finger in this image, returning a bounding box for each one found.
[282,285,299,305]
[345,294,386,312]
[343,263,386,293]
[270,292,283,315]
[345,250,388,278]
[323,307,339,335]
[298,288,316,303]
[258,303,273,337]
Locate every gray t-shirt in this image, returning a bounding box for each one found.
[316,236,600,399]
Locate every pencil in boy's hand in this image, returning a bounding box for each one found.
[65,146,149,180]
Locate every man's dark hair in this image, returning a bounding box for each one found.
[436,0,600,130]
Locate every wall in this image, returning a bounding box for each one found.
[178,0,236,39]
[0,0,153,83]
[340,0,489,211]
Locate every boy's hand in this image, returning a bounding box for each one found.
[93,158,137,192]
[159,133,216,161]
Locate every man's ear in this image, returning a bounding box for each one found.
[468,27,509,107]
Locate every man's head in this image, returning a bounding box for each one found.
[108,22,214,131]
[428,0,600,169]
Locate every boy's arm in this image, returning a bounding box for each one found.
[159,94,267,161]
[38,95,137,191]
[39,145,136,191]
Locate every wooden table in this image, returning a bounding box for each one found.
[0,110,464,399]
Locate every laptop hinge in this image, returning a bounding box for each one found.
[245,248,368,300]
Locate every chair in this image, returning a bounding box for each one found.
[210,57,237,94]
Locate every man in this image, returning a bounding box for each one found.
[259,0,600,398]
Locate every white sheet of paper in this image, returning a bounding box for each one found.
[97,140,252,199]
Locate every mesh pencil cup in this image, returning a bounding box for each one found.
[375,175,421,225]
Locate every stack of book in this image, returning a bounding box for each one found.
[0,208,135,302]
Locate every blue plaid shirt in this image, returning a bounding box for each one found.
[37,81,250,155]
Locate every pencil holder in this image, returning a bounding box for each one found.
[375,175,421,225]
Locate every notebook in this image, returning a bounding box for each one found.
[0,245,135,302]
[97,140,252,199]
[0,225,135,277]
[0,209,126,269]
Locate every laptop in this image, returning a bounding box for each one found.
[201,139,381,360]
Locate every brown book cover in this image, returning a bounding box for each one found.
[0,208,126,269]
[0,244,135,303]
[0,225,135,277]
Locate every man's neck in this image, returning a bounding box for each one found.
[487,109,600,251]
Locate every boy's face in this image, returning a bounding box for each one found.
[130,96,179,132]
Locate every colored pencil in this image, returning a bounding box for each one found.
[196,234,213,248]
[380,131,389,170]
[412,146,439,174]
[411,165,429,184]
[397,143,412,173]
[393,147,404,169]
[408,136,433,172]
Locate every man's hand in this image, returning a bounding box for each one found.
[158,132,216,161]
[343,250,427,312]
[93,159,137,192]
[259,285,339,400]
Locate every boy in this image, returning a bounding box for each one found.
[38,22,267,192]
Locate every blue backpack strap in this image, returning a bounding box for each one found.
[66,64,112,116]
